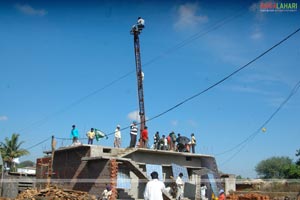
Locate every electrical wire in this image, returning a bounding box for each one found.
[219,80,300,166]
[145,27,300,123]
[103,27,300,137]
[24,79,300,151]
[25,136,52,150]
[17,8,247,133]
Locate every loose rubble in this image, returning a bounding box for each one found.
[15,186,97,200]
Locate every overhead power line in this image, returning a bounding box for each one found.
[18,9,246,132]
[103,27,300,137]
[219,79,300,166]
[145,27,300,123]
[25,136,52,150]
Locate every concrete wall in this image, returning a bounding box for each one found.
[52,146,111,198]
[1,173,35,199]
[125,151,210,167]
[224,175,236,195]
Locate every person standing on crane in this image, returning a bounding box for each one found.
[131,17,145,33]
[137,17,145,30]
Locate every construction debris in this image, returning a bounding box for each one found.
[227,193,270,200]
[15,185,97,200]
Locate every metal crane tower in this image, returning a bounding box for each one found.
[131,19,146,137]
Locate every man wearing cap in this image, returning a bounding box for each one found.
[114,125,121,148]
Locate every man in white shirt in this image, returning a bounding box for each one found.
[176,173,184,200]
[144,171,165,200]
[200,183,208,200]
[114,125,121,148]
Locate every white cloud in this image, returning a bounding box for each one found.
[0,116,8,121]
[170,120,178,127]
[223,84,275,96]
[239,73,282,84]
[251,29,263,40]
[15,3,48,16]
[249,2,265,40]
[187,119,198,128]
[174,3,208,30]
[127,110,140,122]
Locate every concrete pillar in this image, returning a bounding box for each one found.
[224,175,236,195]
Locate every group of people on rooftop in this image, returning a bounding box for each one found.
[129,121,197,153]
[70,122,197,153]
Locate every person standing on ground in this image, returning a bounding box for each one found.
[102,185,112,200]
[218,189,226,200]
[176,173,184,200]
[70,125,79,145]
[191,133,196,153]
[129,121,138,148]
[141,126,149,148]
[144,171,165,200]
[200,183,207,200]
[86,128,95,145]
[114,125,121,148]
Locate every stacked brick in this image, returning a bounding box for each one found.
[110,159,118,200]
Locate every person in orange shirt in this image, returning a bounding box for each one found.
[218,189,226,200]
[141,126,149,148]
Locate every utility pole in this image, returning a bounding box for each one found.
[131,18,146,143]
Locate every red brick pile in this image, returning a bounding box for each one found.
[227,193,270,200]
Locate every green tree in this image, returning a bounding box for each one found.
[255,156,292,179]
[0,133,29,172]
[296,149,300,166]
[18,160,35,168]
[284,163,300,178]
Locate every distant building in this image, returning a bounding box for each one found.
[17,167,36,175]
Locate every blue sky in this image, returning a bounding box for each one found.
[1,0,300,178]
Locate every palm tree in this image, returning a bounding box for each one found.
[0,133,29,172]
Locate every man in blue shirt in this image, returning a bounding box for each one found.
[70,125,79,144]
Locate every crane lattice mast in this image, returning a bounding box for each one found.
[131,19,146,140]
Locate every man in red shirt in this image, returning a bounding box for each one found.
[141,126,149,148]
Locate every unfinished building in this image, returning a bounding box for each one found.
[37,145,222,200]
